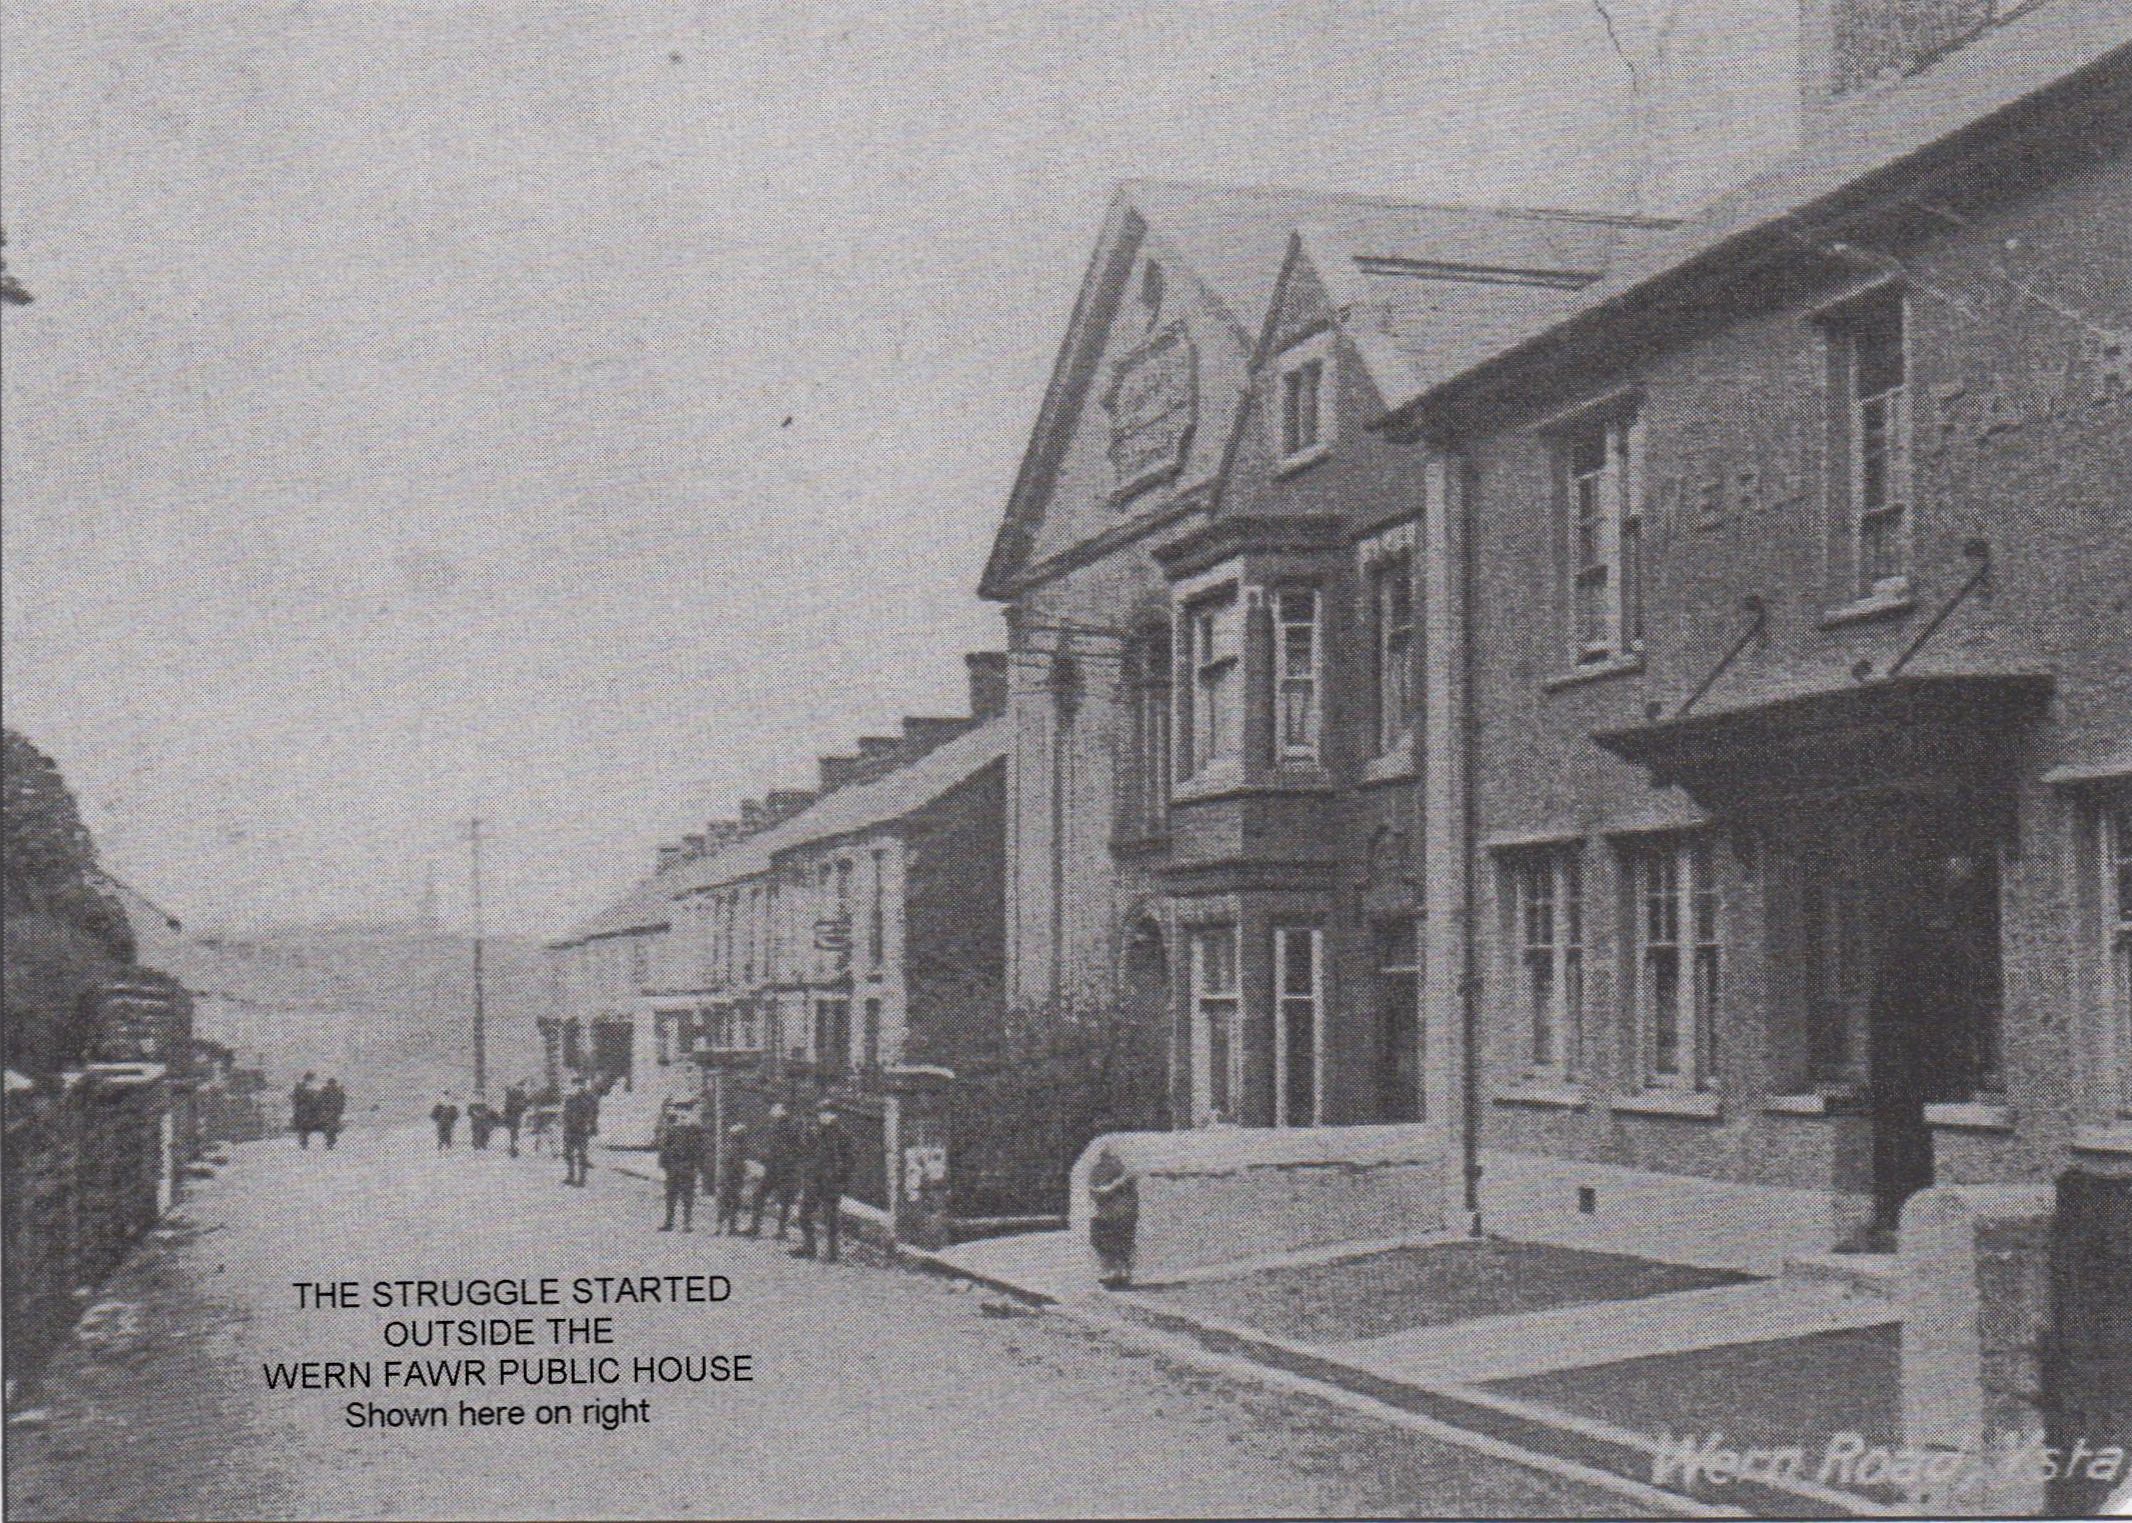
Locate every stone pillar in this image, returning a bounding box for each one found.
[884,1064,955,1249]
[1899,1183,2056,1516]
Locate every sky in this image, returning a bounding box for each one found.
[1,0,1798,938]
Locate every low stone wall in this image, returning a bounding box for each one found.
[1898,1183,2057,1517]
[1478,1147,1870,1274]
[2,1066,172,1382]
[1066,1123,1449,1285]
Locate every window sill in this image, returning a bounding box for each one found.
[1763,1087,1869,1117]
[1493,1083,1590,1111]
[1172,764,1244,804]
[1762,1093,1831,1116]
[1924,1101,2015,1134]
[1172,774,1335,806]
[1273,444,1332,479]
[1110,831,1171,856]
[1543,652,1645,692]
[1818,586,1916,629]
[1361,747,1417,786]
[2071,1123,2132,1156]
[1612,1090,1723,1120]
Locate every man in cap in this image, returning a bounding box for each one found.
[795,1102,855,1263]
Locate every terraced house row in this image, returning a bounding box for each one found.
[552,0,2131,1274]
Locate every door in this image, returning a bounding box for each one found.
[1859,807,2003,1235]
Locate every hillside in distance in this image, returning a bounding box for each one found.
[126,903,550,1124]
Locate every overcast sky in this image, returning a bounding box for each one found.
[1,0,1795,937]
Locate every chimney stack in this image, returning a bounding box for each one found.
[739,800,769,832]
[656,844,684,872]
[902,716,970,753]
[766,788,816,821]
[818,755,861,792]
[682,832,708,858]
[966,651,1008,720]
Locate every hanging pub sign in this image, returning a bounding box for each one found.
[1104,322,1198,502]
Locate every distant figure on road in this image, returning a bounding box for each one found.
[714,1123,749,1235]
[318,1078,346,1150]
[468,1099,496,1151]
[1088,1144,1138,1289]
[746,1102,798,1239]
[501,1083,529,1157]
[429,1093,460,1151]
[795,1103,854,1263]
[292,1072,320,1149]
[560,1076,599,1186]
[657,1109,707,1232]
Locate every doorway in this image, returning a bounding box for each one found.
[1800,800,2004,1238]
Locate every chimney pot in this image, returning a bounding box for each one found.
[966,651,1008,720]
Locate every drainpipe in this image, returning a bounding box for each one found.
[1456,455,1484,1236]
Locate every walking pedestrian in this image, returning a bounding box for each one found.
[657,1109,707,1232]
[501,1082,529,1157]
[745,1102,798,1239]
[430,1092,460,1151]
[560,1076,599,1186]
[714,1122,749,1235]
[795,1103,854,1263]
[319,1077,347,1150]
[468,1099,495,1151]
[292,1072,320,1149]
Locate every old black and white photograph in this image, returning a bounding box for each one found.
[3,1,2129,1518]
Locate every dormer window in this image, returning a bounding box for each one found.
[1273,333,1334,469]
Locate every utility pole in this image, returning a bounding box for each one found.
[467,816,487,1098]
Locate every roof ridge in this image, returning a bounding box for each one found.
[1119,174,1666,227]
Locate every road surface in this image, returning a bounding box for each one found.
[5,1124,1613,1519]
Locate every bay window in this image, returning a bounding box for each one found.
[1275,588,1320,764]
[1191,924,1241,1125]
[1179,590,1239,779]
[1274,926,1322,1126]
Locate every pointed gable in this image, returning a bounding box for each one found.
[980,180,1414,600]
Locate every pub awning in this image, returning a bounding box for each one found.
[1592,673,2055,815]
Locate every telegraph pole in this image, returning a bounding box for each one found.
[467,816,487,1098]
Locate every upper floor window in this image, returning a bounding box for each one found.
[1117,618,1168,831]
[1507,848,1583,1078]
[1561,413,1643,665]
[1179,590,1239,778]
[1275,588,1321,764]
[1273,334,1334,466]
[867,849,887,966]
[630,939,650,987]
[745,885,760,983]
[1627,835,1722,1091]
[1829,292,1911,598]
[1369,551,1415,755]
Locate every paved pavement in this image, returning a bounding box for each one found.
[4,1125,1621,1520]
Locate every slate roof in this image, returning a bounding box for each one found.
[980,179,1655,597]
[1273,202,1674,407]
[1383,0,2132,420]
[553,717,1008,945]
[551,871,677,947]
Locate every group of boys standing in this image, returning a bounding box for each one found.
[290,1072,347,1149]
[656,1099,854,1262]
